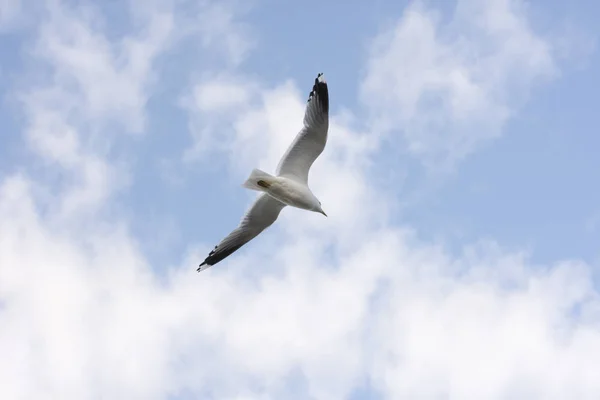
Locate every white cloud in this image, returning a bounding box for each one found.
[180,73,260,162]
[15,0,252,217]
[191,1,255,66]
[193,79,254,113]
[361,0,559,170]
[12,0,177,220]
[2,170,600,398]
[2,0,600,399]
[27,0,175,133]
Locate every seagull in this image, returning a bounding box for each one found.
[197,72,329,271]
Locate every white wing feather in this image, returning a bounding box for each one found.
[275,73,329,184]
[198,193,286,271]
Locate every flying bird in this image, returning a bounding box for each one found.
[198,72,329,271]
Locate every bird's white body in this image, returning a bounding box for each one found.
[268,177,319,210]
[252,174,321,212]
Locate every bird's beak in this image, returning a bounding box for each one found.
[320,209,328,217]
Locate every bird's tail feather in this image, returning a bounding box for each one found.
[242,168,275,192]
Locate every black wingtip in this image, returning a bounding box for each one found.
[197,242,246,272]
[307,72,328,113]
[197,260,213,272]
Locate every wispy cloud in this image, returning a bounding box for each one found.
[361,0,559,171]
[15,0,251,217]
[14,0,175,219]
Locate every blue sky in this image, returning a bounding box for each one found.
[1,0,600,398]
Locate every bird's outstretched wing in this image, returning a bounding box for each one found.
[275,72,329,184]
[198,193,287,271]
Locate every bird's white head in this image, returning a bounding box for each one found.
[314,199,327,217]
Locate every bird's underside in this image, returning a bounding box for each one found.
[198,72,329,271]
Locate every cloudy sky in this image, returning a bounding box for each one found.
[1,0,600,398]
